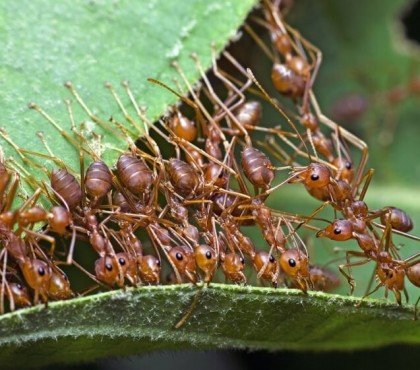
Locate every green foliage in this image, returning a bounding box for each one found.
[0,284,417,369]
[0,0,256,177]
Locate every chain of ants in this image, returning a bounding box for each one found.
[0,0,418,323]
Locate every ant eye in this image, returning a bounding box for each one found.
[119,258,126,266]
[205,251,212,259]
[333,228,342,235]
[38,267,45,276]
[175,252,183,261]
[17,284,23,290]
[288,258,296,268]
[240,257,245,264]
[156,260,161,267]
[218,172,224,178]
[105,263,113,271]
[345,162,352,170]
[310,173,319,181]
[269,255,275,263]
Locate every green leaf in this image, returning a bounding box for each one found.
[0,0,256,184]
[0,284,417,369]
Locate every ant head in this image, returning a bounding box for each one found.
[298,163,331,189]
[48,271,73,300]
[332,157,354,184]
[279,249,309,279]
[169,246,192,272]
[95,255,120,287]
[195,245,217,279]
[221,253,246,284]
[9,282,32,307]
[222,253,245,273]
[253,251,277,278]
[20,259,51,291]
[316,219,353,241]
[234,100,262,129]
[139,255,161,285]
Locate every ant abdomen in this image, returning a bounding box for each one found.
[234,101,262,130]
[169,112,197,141]
[241,147,275,189]
[48,206,71,235]
[50,168,82,209]
[407,262,420,287]
[287,56,310,79]
[117,154,154,196]
[166,158,200,197]
[112,191,131,213]
[308,265,340,292]
[84,161,113,201]
[271,63,305,98]
[380,207,413,233]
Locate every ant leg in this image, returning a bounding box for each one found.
[191,53,252,146]
[310,92,369,194]
[246,69,311,158]
[174,284,205,329]
[64,82,116,134]
[414,296,419,321]
[148,225,182,284]
[2,172,19,212]
[72,260,109,288]
[339,253,369,295]
[355,282,383,307]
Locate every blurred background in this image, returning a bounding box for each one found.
[45,0,420,368]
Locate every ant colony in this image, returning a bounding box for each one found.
[0,0,418,324]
